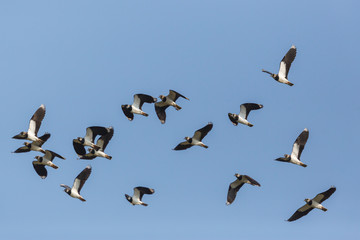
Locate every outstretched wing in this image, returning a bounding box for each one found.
[155,102,169,124]
[291,128,309,160]
[44,150,65,161]
[168,90,189,102]
[313,187,336,204]
[239,103,263,120]
[72,165,92,193]
[13,146,30,153]
[193,122,213,141]
[28,104,46,137]
[85,126,108,143]
[134,187,155,201]
[79,154,97,160]
[121,106,134,121]
[96,127,114,151]
[287,204,313,222]
[279,45,297,79]
[133,94,157,109]
[243,175,261,186]
[173,141,192,151]
[32,162,47,179]
[226,179,244,205]
[73,139,86,155]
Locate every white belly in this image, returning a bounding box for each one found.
[237,117,249,125]
[131,106,143,114]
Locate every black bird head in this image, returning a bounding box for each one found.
[125,194,132,203]
[34,156,42,162]
[159,95,166,101]
[60,184,71,195]
[88,148,95,154]
[234,173,241,178]
[228,113,238,125]
[77,137,85,144]
[184,137,191,143]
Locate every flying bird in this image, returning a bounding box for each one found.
[155,90,189,124]
[262,45,297,86]
[287,186,336,222]
[13,133,51,154]
[79,127,114,160]
[13,104,47,143]
[275,128,309,167]
[228,103,263,127]
[125,187,155,206]
[73,126,109,153]
[32,150,65,179]
[173,122,213,150]
[226,174,261,205]
[60,165,92,202]
[121,94,157,121]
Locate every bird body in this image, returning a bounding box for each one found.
[13,133,50,154]
[228,103,263,127]
[78,127,114,160]
[125,187,155,206]
[155,90,189,124]
[60,165,92,202]
[174,122,213,150]
[226,174,261,205]
[122,94,157,121]
[32,150,65,179]
[73,126,109,154]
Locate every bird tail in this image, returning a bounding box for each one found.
[175,105,182,110]
[287,82,294,86]
[300,162,307,168]
[141,202,148,206]
[247,123,254,127]
[106,155,112,160]
[321,207,327,212]
[79,197,86,202]
[50,163,59,169]
[201,144,208,149]
[141,112,149,117]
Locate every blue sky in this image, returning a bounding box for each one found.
[1,1,359,239]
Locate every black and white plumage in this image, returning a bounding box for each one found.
[60,165,92,202]
[275,128,309,167]
[13,133,51,154]
[79,127,114,160]
[228,103,263,127]
[226,174,261,205]
[173,122,213,150]
[262,45,297,86]
[32,150,65,179]
[155,90,189,124]
[73,126,109,154]
[287,187,336,222]
[125,186,155,206]
[13,104,47,143]
[121,94,157,121]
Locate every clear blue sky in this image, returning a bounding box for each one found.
[1,1,359,239]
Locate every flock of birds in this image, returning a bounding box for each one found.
[12,45,336,221]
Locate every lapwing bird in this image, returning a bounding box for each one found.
[275,128,309,167]
[60,165,92,202]
[262,45,297,86]
[155,90,189,124]
[125,187,155,206]
[287,187,336,222]
[79,127,114,160]
[228,103,263,127]
[13,104,47,143]
[173,122,213,150]
[73,126,109,154]
[13,133,51,154]
[121,94,157,121]
[32,150,65,179]
[226,174,261,205]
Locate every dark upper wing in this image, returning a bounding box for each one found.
[79,154,97,160]
[32,162,47,179]
[85,126,108,143]
[135,187,155,200]
[313,187,336,204]
[243,175,261,186]
[13,146,30,153]
[96,127,114,151]
[154,102,169,124]
[28,104,46,136]
[168,90,189,102]
[291,128,309,160]
[44,150,65,161]
[287,204,313,222]
[73,165,92,193]
[227,179,244,205]
[193,122,213,141]
[73,140,86,155]
[173,141,192,150]
[279,45,297,78]
[121,105,134,121]
[239,103,263,120]
[37,133,51,146]
[133,94,157,109]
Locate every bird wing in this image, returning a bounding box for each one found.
[28,104,46,137]
[96,127,114,151]
[291,128,309,160]
[173,141,193,150]
[243,175,261,186]
[32,161,47,179]
[79,154,97,160]
[72,165,92,193]
[227,179,245,205]
[73,140,86,155]
[13,146,30,153]
[168,90,189,102]
[239,103,263,120]
[133,94,157,109]
[35,133,51,147]
[85,126,108,143]
[278,45,297,79]
[44,150,65,161]
[121,106,134,120]
[134,187,155,201]
[154,102,169,124]
[193,122,213,141]
[287,204,313,222]
[313,187,336,204]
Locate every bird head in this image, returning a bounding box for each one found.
[24,142,30,147]
[304,198,311,203]
[34,156,41,161]
[77,137,84,144]
[284,154,290,159]
[234,173,241,178]
[125,194,132,203]
[159,95,165,101]
[184,137,191,142]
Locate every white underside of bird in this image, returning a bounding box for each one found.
[131,106,146,115]
[33,159,58,169]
